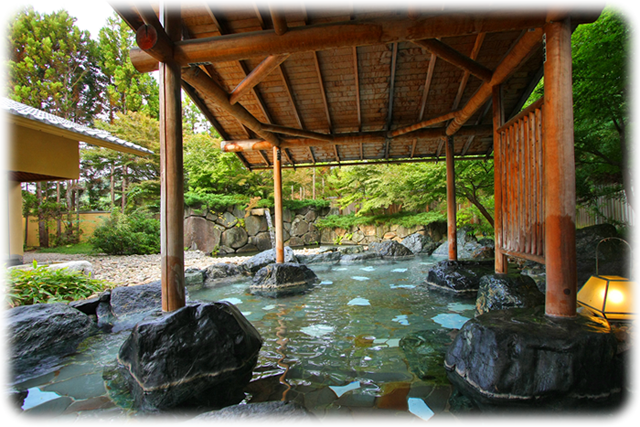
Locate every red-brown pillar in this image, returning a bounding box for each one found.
[445,136,458,261]
[492,85,508,273]
[159,6,185,312]
[543,18,577,317]
[273,146,284,263]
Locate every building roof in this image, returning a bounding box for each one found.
[2,97,153,157]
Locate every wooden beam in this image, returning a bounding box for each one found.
[110,2,145,31]
[334,145,341,163]
[135,24,174,63]
[353,46,362,131]
[461,98,492,155]
[360,142,364,160]
[181,81,228,139]
[313,52,332,131]
[234,152,253,171]
[543,19,576,318]
[407,0,422,19]
[275,63,304,129]
[273,147,284,263]
[418,52,437,122]
[413,38,492,82]
[308,146,317,163]
[250,155,493,170]
[390,111,457,138]
[270,8,288,36]
[159,7,185,312]
[507,65,544,121]
[445,136,457,261]
[410,138,418,158]
[385,42,399,131]
[181,67,281,147]
[229,54,289,105]
[262,123,333,142]
[492,85,508,274]
[384,139,391,159]
[258,149,271,166]
[130,12,556,72]
[452,33,486,110]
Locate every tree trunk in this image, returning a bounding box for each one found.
[464,190,495,228]
[110,162,115,208]
[56,182,62,241]
[121,164,127,211]
[65,180,75,241]
[36,182,49,248]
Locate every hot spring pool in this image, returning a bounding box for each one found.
[14,254,478,420]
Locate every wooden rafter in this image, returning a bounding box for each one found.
[334,144,340,163]
[313,52,332,132]
[308,146,317,163]
[250,155,493,170]
[130,12,561,72]
[262,123,332,142]
[452,33,486,110]
[270,8,288,35]
[410,138,418,158]
[229,54,290,105]
[461,99,492,155]
[413,38,492,82]
[353,46,362,131]
[258,149,271,166]
[418,53,437,122]
[390,111,457,138]
[385,42,399,131]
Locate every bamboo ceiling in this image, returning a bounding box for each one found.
[114,3,598,170]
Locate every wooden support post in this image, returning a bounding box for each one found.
[492,85,508,274]
[445,136,457,261]
[159,7,185,312]
[543,19,577,318]
[273,146,284,263]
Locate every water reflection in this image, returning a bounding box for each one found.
[275,306,291,401]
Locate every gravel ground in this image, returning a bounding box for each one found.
[22,248,324,287]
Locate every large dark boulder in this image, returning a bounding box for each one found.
[113,302,262,412]
[620,348,640,426]
[432,225,488,259]
[475,273,545,316]
[8,303,94,384]
[445,306,622,409]
[369,240,414,258]
[401,233,439,255]
[249,263,319,298]
[203,263,245,286]
[575,224,630,288]
[240,247,297,273]
[425,260,495,294]
[296,250,342,264]
[191,401,314,421]
[339,251,381,264]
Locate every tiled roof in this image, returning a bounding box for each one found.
[1,97,153,155]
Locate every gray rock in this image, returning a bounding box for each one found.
[191,400,314,421]
[337,245,365,254]
[432,225,484,259]
[204,263,244,286]
[113,302,262,411]
[250,263,319,298]
[401,233,438,255]
[304,209,317,222]
[297,250,342,264]
[282,208,292,223]
[109,282,163,317]
[521,261,546,293]
[216,211,238,228]
[470,245,495,259]
[250,232,273,251]
[288,236,305,247]
[8,303,94,384]
[221,227,249,249]
[236,244,259,254]
[369,240,414,258]
[475,273,544,316]
[240,247,297,273]
[245,215,268,236]
[184,268,204,288]
[218,245,235,255]
[340,251,381,263]
[302,231,320,245]
[425,260,495,294]
[69,296,101,316]
[290,218,309,236]
[184,216,222,255]
[445,306,621,408]
[47,260,93,276]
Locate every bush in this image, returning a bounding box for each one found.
[316,211,447,230]
[89,209,160,255]
[6,261,111,307]
[184,191,332,212]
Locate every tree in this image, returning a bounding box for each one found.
[571,9,630,208]
[97,13,159,121]
[7,7,104,124]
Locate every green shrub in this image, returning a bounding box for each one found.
[89,209,160,255]
[316,211,447,230]
[6,261,111,307]
[184,191,332,212]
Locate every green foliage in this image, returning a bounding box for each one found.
[89,209,160,255]
[316,211,446,230]
[184,192,331,212]
[6,262,111,308]
[7,7,103,123]
[36,242,95,255]
[282,199,331,211]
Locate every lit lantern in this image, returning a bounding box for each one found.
[578,237,640,321]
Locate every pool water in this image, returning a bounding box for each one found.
[15,254,478,420]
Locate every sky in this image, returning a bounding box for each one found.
[8,0,116,39]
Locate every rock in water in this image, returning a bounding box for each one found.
[401,233,438,255]
[250,263,319,298]
[8,303,94,384]
[475,273,544,316]
[369,240,414,258]
[425,260,494,294]
[444,306,622,408]
[240,247,297,273]
[157,402,322,427]
[115,302,262,412]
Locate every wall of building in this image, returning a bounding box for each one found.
[0,122,80,179]
[23,211,111,247]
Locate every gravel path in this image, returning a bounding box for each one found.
[23,248,323,287]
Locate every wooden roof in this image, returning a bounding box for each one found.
[114,3,599,170]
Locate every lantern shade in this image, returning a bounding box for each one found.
[577,275,634,321]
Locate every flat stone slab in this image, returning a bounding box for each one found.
[444,306,622,409]
[191,401,314,421]
[425,260,495,294]
[250,263,319,298]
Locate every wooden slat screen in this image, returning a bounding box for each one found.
[496,98,545,264]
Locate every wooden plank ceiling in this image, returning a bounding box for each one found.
[115,3,575,170]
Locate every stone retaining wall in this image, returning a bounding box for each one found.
[183,204,447,256]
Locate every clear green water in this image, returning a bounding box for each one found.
[16,254,477,419]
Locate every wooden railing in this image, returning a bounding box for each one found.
[495,98,545,264]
